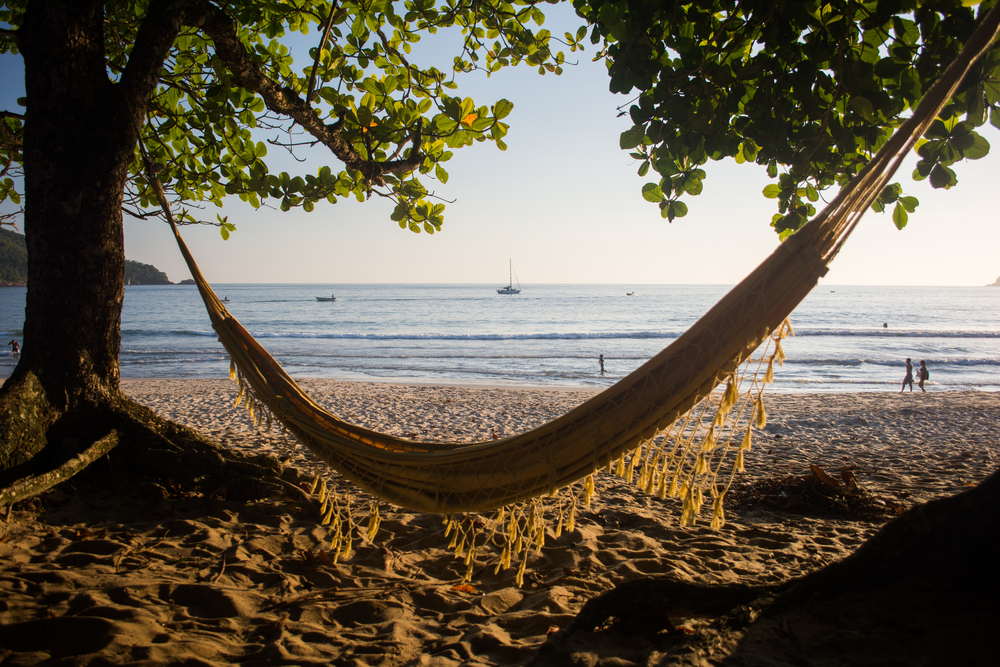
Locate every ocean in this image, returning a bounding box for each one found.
[1,283,997,392]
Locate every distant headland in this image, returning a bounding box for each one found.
[1,227,176,286]
[0,227,27,286]
[991,276,1000,287]
[124,260,173,285]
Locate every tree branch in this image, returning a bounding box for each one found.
[306,1,341,103]
[119,0,190,124]
[185,0,423,187]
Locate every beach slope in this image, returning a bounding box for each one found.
[0,382,996,665]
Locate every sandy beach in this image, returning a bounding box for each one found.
[0,380,997,665]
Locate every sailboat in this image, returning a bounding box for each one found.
[497,260,521,295]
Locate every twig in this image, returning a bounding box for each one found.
[306,1,341,103]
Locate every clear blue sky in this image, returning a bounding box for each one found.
[1,4,997,286]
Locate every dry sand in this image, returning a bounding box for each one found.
[0,381,997,666]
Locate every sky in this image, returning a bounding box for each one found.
[1,5,998,286]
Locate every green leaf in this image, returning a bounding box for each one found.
[493,99,513,120]
[878,183,900,204]
[849,96,874,122]
[892,202,908,230]
[929,164,957,189]
[641,183,664,203]
[620,125,645,150]
[664,200,688,221]
[681,174,703,196]
[898,195,919,212]
[874,57,908,79]
[958,133,990,160]
[435,163,448,184]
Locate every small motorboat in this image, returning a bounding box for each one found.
[316,295,337,302]
[626,291,635,296]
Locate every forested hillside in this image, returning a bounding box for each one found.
[0,228,28,285]
[124,260,172,285]
[0,228,172,285]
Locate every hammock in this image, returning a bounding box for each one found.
[163,5,1000,518]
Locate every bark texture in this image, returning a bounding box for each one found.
[0,0,300,508]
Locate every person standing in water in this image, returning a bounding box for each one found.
[900,358,913,392]
[599,354,606,374]
[917,360,929,392]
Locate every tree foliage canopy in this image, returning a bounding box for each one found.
[4,1,996,240]
[574,0,1000,235]
[0,0,570,235]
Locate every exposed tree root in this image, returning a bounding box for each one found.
[528,578,772,667]
[0,429,120,510]
[0,372,315,515]
[0,371,60,473]
[530,469,1000,667]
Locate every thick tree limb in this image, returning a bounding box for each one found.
[122,0,422,187]
[119,0,191,126]
[185,0,423,186]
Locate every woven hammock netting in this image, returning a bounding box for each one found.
[160,4,1000,549]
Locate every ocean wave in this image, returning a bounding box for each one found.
[792,329,1000,338]
[120,347,228,357]
[321,362,616,386]
[133,327,1000,342]
[273,351,654,361]
[159,329,688,341]
[776,357,1000,368]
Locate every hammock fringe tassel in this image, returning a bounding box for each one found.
[248,324,791,583]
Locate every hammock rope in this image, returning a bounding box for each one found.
[155,2,1000,519]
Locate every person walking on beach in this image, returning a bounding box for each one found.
[599,354,606,374]
[900,358,913,392]
[7,339,18,357]
[917,360,929,392]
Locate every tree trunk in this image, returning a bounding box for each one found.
[0,0,133,471]
[0,1,305,508]
[21,0,130,396]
